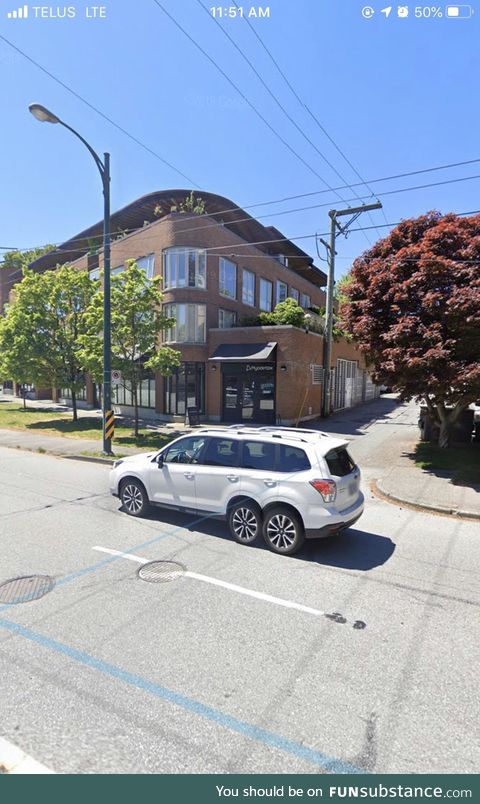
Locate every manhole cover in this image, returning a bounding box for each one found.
[0,575,55,604]
[137,561,186,584]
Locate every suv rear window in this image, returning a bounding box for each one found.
[324,447,355,477]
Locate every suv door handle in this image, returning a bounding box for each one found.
[226,475,239,482]
[263,478,277,486]
[183,473,194,480]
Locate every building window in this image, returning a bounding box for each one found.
[276,281,288,304]
[165,362,205,416]
[219,258,237,299]
[242,268,255,306]
[136,253,155,280]
[301,293,311,309]
[259,278,273,312]
[290,288,299,303]
[61,376,87,401]
[218,309,237,329]
[113,372,156,409]
[164,303,206,343]
[163,247,206,289]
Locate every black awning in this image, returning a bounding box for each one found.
[208,342,277,362]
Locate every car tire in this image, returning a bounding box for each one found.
[228,500,262,546]
[262,506,305,555]
[120,478,150,517]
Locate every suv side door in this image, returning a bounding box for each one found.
[193,436,243,513]
[148,434,208,509]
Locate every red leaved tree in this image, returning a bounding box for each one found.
[340,212,480,448]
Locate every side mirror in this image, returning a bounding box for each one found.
[157,454,164,468]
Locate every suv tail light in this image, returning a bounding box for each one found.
[309,479,337,503]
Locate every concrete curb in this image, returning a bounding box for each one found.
[0,737,55,774]
[373,479,480,521]
[63,454,115,465]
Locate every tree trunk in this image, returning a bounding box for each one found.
[436,401,468,449]
[22,393,26,410]
[71,388,78,422]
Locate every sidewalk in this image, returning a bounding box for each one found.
[313,396,480,519]
[0,394,478,517]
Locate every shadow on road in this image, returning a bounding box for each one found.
[126,505,395,571]
[303,529,395,571]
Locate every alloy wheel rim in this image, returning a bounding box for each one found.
[123,484,143,513]
[232,507,258,542]
[266,514,296,550]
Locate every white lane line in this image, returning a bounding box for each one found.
[92,546,326,618]
[92,546,147,564]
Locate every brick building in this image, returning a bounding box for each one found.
[8,190,378,423]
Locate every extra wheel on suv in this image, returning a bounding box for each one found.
[109,426,364,556]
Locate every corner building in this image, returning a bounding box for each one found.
[27,190,378,423]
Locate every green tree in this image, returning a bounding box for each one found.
[79,260,181,436]
[0,265,98,420]
[0,245,56,273]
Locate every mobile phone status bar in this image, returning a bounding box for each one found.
[361,5,474,19]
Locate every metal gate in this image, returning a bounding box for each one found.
[333,359,358,410]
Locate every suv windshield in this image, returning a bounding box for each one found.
[324,447,356,477]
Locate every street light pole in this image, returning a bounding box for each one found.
[321,201,383,418]
[29,103,113,454]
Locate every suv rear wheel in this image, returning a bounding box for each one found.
[120,479,150,517]
[263,506,304,555]
[228,500,262,546]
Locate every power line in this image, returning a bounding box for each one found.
[150,0,364,209]
[6,165,480,256]
[0,33,199,187]
[195,1,372,210]
[4,206,480,274]
[242,13,390,233]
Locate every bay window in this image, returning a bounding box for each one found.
[164,303,206,343]
[163,248,206,289]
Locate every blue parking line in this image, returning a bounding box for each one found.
[0,615,365,774]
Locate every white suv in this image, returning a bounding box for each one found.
[109,427,364,556]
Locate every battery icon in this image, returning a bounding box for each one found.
[446,5,473,16]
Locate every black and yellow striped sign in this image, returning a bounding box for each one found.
[104,410,115,441]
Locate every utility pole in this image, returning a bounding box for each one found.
[321,202,382,418]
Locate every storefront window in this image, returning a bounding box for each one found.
[222,363,276,424]
[113,372,156,409]
[165,362,205,416]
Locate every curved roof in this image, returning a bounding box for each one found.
[29,189,327,288]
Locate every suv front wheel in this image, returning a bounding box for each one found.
[228,500,262,546]
[120,479,150,517]
[263,506,304,555]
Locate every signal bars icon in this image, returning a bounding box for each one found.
[7,4,28,18]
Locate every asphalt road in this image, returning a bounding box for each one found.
[0,411,479,774]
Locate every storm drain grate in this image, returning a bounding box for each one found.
[0,575,55,605]
[137,561,186,584]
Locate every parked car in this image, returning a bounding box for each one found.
[109,427,364,556]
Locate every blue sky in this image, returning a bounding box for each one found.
[1,0,479,277]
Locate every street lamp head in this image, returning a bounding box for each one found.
[28,103,60,124]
